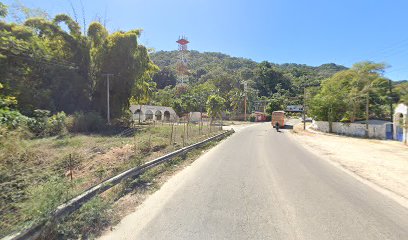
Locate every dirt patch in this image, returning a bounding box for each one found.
[291,124,408,202]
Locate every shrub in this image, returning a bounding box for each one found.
[112,109,134,127]
[340,117,350,123]
[47,112,68,136]
[67,112,105,133]
[0,108,29,129]
[249,115,256,122]
[27,110,50,137]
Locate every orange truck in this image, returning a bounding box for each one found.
[271,111,285,128]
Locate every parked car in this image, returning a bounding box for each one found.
[300,116,313,123]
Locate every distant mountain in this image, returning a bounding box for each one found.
[394,80,407,84]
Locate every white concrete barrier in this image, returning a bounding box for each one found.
[312,121,388,139]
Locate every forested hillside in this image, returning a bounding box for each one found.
[151,50,347,88]
[149,50,348,117]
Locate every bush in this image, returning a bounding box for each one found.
[340,116,350,123]
[249,115,256,122]
[27,110,50,137]
[27,110,68,137]
[112,109,133,127]
[47,112,68,136]
[0,108,29,129]
[67,112,105,133]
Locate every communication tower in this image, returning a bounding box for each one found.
[176,35,189,84]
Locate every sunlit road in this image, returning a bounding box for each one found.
[99,123,408,240]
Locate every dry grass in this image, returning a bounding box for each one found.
[0,123,223,238]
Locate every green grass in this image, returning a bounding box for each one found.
[0,123,223,238]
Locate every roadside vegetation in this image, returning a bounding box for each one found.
[0,120,223,238]
[308,62,408,132]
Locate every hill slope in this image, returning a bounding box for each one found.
[150,50,347,88]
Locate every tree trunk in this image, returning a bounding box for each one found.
[328,121,333,133]
[328,108,333,133]
[138,105,142,125]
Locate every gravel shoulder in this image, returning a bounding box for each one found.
[290,123,408,207]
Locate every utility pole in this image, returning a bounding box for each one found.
[244,81,248,122]
[388,79,394,121]
[102,73,114,125]
[303,86,306,130]
[366,92,369,136]
[303,83,319,130]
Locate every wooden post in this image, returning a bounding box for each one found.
[170,122,174,145]
[183,123,186,147]
[173,122,177,146]
[69,154,73,181]
[186,116,189,141]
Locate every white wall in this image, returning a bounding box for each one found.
[312,121,388,139]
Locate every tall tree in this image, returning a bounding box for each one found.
[91,28,152,119]
[206,94,225,123]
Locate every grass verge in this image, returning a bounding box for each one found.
[0,123,223,238]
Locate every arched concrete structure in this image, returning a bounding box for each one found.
[163,111,170,121]
[145,110,154,120]
[129,105,178,122]
[134,109,142,121]
[155,110,162,121]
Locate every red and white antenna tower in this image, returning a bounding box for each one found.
[176,35,189,84]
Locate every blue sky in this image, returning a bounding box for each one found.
[3,0,408,80]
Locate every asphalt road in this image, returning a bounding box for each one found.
[99,123,408,240]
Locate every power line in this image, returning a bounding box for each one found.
[366,38,408,60]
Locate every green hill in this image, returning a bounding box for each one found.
[149,50,348,116]
[150,50,347,90]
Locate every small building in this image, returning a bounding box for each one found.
[286,105,304,112]
[394,103,407,143]
[129,105,178,122]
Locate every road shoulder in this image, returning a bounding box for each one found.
[288,124,408,209]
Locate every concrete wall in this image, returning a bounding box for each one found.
[312,121,388,139]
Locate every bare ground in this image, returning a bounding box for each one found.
[290,123,408,206]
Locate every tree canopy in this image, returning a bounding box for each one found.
[0,2,155,121]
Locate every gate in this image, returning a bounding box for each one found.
[396,126,404,142]
[385,123,393,140]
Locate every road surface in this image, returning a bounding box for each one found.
[99,123,408,240]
